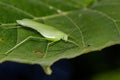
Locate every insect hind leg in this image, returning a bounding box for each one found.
[4,36,43,55]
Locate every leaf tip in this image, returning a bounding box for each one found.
[42,66,52,75]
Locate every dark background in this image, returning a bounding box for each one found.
[0,45,120,80]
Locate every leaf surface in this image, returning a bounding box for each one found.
[0,0,120,74]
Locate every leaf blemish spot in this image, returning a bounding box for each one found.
[0,38,4,42]
[34,50,43,55]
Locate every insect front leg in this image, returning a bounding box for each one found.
[43,41,55,58]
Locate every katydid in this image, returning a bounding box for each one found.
[17,19,68,42]
[5,19,79,57]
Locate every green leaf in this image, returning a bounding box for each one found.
[0,0,120,74]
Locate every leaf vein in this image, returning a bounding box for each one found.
[63,16,86,47]
[90,9,120,37]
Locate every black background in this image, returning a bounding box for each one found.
[0,45,120,80]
